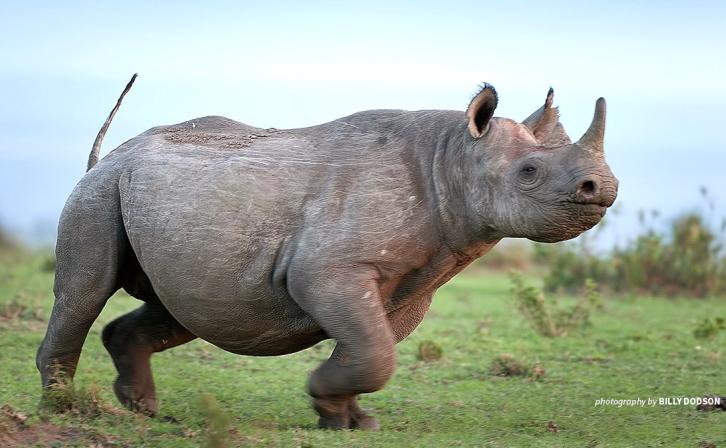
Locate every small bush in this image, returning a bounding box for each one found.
[40,255,56,273]
[510,272,598,337]
[537,243,613,294]
[490,354,529,376]
[531,363,546,380]
[417,340,443,362]
[693,317,725,340]
[476,241,533,271]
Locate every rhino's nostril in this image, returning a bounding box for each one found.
[580,180,596,196]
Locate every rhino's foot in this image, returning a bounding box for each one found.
[102,303,196,417]
[348,397,380,431]
[314,396,379,430]
[314,397,349,429]
[113,378,158,416]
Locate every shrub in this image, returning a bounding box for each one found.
[417,340,443,362]
[510,272,598,337]
[539,244,613,294]
[40,255,56,273]
[541,204,726,297]
[489,354,545,380]
[693,317,725,340]
[476,241,533,271]
[489,353,530,377]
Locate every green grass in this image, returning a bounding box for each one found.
[1,252,725,447]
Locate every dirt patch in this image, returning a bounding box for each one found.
[162,125,280,149]
[0,420,82,447]
[546,420,558,433]
[1,405,81,447]
[0,404,123,447]
[696,395,726,412]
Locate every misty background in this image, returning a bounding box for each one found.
[1,1,724,246]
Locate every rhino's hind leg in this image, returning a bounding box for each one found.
[36,185,127,408]
[102,303,196,415]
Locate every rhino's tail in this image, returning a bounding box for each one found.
[87,73,138,172]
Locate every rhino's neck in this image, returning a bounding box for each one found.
[424,113,501,259]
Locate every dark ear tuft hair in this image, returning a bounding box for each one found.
[545,87,554,108]
[466,83,498,138]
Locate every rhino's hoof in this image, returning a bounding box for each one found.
[348,397,380,430]
[350,414,380,431]
[126,399,157,417]
[113,378,157,417]
[318,415,350,430]
[317,413,379,430]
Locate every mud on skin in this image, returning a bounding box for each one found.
[37,83,617,429]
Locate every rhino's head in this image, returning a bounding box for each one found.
[461,84,618,243]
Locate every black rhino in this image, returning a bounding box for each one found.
[37,77,617,430]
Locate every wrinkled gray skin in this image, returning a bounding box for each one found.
[37,84,617,430]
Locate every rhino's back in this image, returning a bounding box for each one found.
[138,109,464,150]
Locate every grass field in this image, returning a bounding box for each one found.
[1,251,725,447]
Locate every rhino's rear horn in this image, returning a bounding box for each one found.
[522,87,571,147]
[577,98,607,154]
[466,83,498,138]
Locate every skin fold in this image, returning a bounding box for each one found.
[37,84,617,429]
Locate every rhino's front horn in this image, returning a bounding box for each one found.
[577,97,606,153]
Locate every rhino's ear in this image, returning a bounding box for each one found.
[466,83,498,138]
[522,88,572,147]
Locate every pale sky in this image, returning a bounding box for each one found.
[1,1,725,244]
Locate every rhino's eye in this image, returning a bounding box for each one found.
[517,162,545,190]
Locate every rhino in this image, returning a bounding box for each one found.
[37,77,617,430]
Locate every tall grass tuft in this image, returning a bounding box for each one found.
[198,393,231,448]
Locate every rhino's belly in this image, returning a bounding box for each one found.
[192,311,327,356]
[154,283,327,356]
[208,324,327,356]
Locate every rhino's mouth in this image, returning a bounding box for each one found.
[568,201,608,218]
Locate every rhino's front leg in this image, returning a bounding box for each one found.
[309,293,433,430]
[289,265,396,430]
[311,344,383,430]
